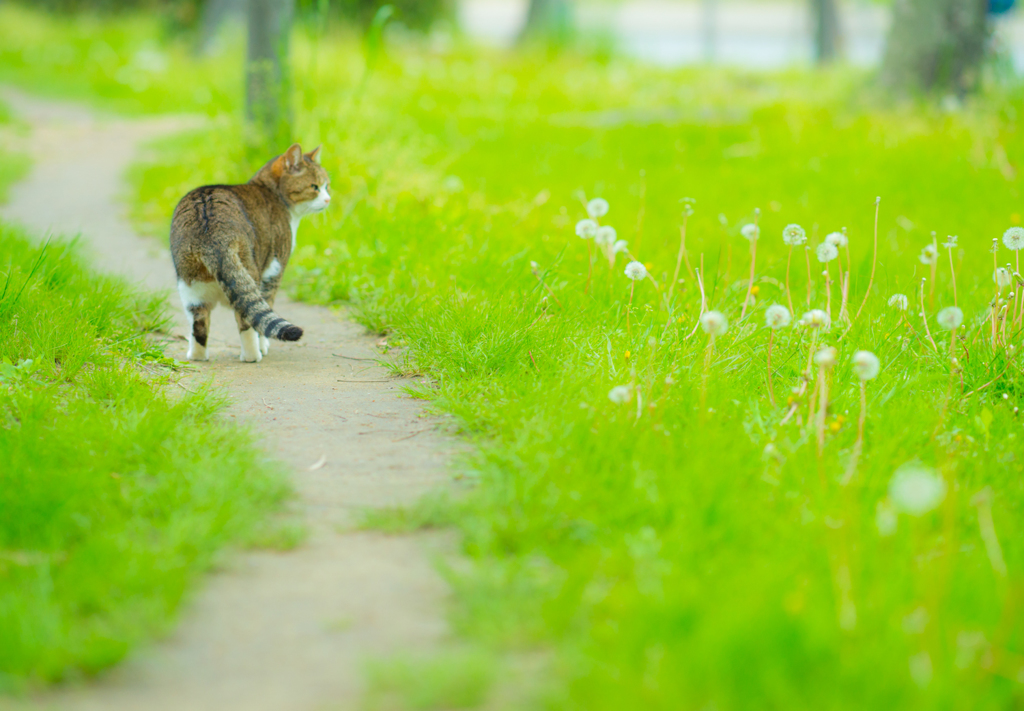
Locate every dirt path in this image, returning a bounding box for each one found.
[0,89,455,711]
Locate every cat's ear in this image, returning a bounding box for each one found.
[305,145,322,164]
[272,144,304,177]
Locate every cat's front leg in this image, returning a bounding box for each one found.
[259,334,270,356]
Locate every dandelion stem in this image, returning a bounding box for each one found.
[815,365,829,457]
[928,235,937,309]
[804,247,812,310]
[585,241,593,296]
[919,280,938,352]
[740,211,760,321]
[627,280,635,338]
[841,380,867,485]
[785,247,795,315]
[669,214,692,305]
[947,246,958,308]
[851,196,881,328]
[824,266,832,322]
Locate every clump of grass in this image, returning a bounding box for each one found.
[363,648,495,711]
[0,223,288,690]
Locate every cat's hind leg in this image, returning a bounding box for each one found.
[178,280,212,361]
[234,309,263,363]
[259,259,282,356]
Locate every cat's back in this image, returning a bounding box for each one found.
[171,183,267,246]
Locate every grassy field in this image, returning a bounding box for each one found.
[4,5,1024,708]
[0,223,289,691]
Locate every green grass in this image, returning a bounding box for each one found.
[7,6,1024,709]
[0,223,289,691]
[364,649,496,711]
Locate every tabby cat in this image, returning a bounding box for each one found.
[170,143,330,363]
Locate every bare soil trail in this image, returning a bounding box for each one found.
[0,89,455,711]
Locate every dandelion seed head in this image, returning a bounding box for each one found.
[816,242,839,263]
[852,350,880,381]
[994,267,1012,289]
[613,239,629,254]
[575,218,598,239]
[814,346,837,368]
[888,293,909,311]
[801,309,831,330]
[587,198,609,219]
[919,243,939,266]
[825,231,848,249]
[783,223,807,246]
[889,465,946,516]
[765,304,791,329]
[595,225,617,245]
[943,235,958,249]
[1003,226,1024,251]
[937,306,964,330]
[700,310,728,337]
[624,261,648,281]
[741,223,760,241]
[608,385,631,404]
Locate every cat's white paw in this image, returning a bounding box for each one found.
[187,339,209,361]
[239,329,262,363]
[259,334,270,356]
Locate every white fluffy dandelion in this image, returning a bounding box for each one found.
[852,350,880,381]
[765,304,791,329]
[889,465,947,516]
[1003,226,1024,251]
[888,293,909,311]
[943,235,958,249]
[825,231,848,249]
[801,309,831,330]
[587,198,609,219]
[595,225,617,245]
[816,242,839,263]
[613,239,629,254]
[783,224,807,246]
[700,310,728,337]
[575,218,598,239]
[814,346,837,368]
[936,306,963,330]
[919,243,939,266]
[994,267,1012,289]
[624,261,648,281]
[741,223,760,241]
[608,385,631,404]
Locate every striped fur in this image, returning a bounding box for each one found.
[170,144,330,362]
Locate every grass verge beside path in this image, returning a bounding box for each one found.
[0,223,288,692]
[10,7,1023,708]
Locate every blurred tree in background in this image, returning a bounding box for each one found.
[882,0,991,96]
[519,0,572,42]
[293,0,449,30]
[247,0,293,145]
[810,0,840,64]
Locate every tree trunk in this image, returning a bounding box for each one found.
[810,0,841,64]
[520,0,571,42]
[246,0,294,144]
[881,0,990,97]
[198,0,244,56]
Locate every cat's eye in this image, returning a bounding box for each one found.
[311,184,319,191]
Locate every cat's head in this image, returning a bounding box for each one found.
[264,143,331,216]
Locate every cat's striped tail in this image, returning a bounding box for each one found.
[207,253,303,341]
